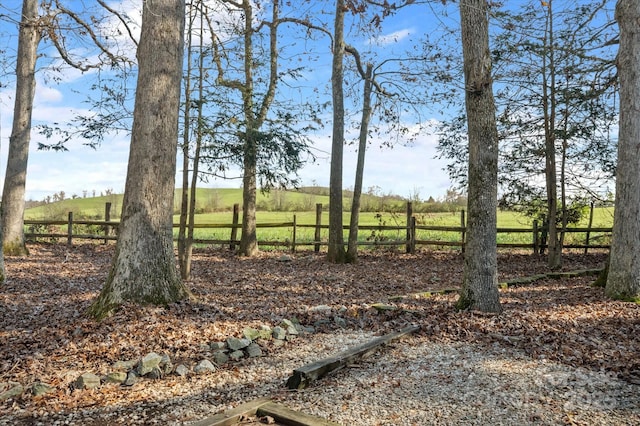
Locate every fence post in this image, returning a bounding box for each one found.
[460,209,466,253]
[67,211,73,246]
[314,203,322,253]
[410,216,416,253]
[292,214,297,253]
[585,201,594,254]
[230,203,239,251]
[406,202,413,253]
[104,202,112,244]
[533,220,539,254]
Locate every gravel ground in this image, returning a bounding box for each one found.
[6,330,636,426]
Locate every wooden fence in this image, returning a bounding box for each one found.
[24,202,612,254]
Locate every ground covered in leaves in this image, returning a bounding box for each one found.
[1,243,638,425]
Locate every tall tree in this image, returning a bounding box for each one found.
[211,0,312,257]
[327,0,348,263]
[178,1,205,280]
[2,0,40,256]
[89,0,190,319]
[347,63,374,262]
[436,1,618,267]
[456,0,501,313]
[605,0,640,301]
[1,0,133,256]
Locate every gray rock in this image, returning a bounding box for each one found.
[194,359,216,374]
[74,373,100,390]
[112,359,138,371]
[103,372,127,384]
[308,305,332,313]
[31,382,55,396]
[160,353,173,374]
[229,350,245,361]
[210,342,227,350]
[272,339,285,348]
[334,315,347,328]
[227,337,251,351]
[146,367,163,380]
[137,352,163,376]
[123,371,138,386]
[280,318,295,328]
[174,364,189,377]
[242,327,261,341]
[213,351,229,365]
[272,326,287,340]
[0,382,24,401]
[257,325,273,340]
[281,319,299,335]
[246,343,263,358]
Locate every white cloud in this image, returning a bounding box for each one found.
[368,28,413,46]
[34,85,63,103]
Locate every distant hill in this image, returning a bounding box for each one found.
[25,188,335,220]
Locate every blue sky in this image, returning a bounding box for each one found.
[0,0,457,202]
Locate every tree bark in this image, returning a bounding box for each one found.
[2,0,40,257]
[605,0,640,301]
[236,0,279,257]
[178,3,195,279]
[347,64,374,262]
[455,0,502,313]
[327,0,347,264]
[542,0,562,270]
[89,0,190,320]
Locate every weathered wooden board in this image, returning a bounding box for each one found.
[257,402,340,426]
[500,268,603,288]
[190,397,271,426]
[286,324,420,390]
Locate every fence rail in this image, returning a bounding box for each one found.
[24,202,612,254]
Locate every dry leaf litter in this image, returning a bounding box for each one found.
[0,243,638,425]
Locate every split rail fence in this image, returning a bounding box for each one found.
[24,202,612,254]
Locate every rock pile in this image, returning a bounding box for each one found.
[0,318,311,400]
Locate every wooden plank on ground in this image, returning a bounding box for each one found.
[257,402,340,426]
[286,325,420,390]
[190,397,271,426]
[501,268,603,288]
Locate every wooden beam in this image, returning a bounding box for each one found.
[257,402,340,426]
[286,325,420,390]
[189,397,271,426]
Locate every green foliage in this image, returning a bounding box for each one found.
[509,196,589,227]
[436,1,618,202]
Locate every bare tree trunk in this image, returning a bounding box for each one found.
[347,64,374,262]
[178,3,196,279]
[542,0,562,270]
[179,3,205,278]
[186,9,206,275]
[0,202,5,284]
[605,0,640,301]
[456,0,502,313]
[89,0,190,320]
[239,133,259,256]
[2,0,40,256]
[327,0,347,264]
[236,0,279,257]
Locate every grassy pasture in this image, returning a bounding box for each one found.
[25,188,614,250]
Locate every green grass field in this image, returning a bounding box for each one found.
[25,188,614,250]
